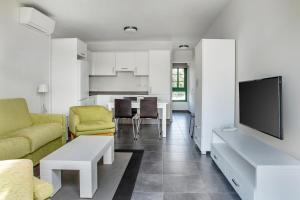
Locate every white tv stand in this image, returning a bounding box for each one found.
[211,129,300,200]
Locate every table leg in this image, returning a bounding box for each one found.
[162,105,167,137]
[40,165,61,196]
[80,163,97,198]
[104,143,114,164]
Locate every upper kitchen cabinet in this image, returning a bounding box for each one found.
[77,39,87,59]
[116,52,135,71]
[148,50,171,95]
[134,51,149,76]
[91,52,116,76]
[90,51,149,76]
[115,51,149,75]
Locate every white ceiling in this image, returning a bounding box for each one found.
[18,0,230,45]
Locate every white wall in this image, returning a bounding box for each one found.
[88,40,173,51]
[205,0,300,159]
[188,60,196,113]
[172,50,194,64]
[0,0,51,113]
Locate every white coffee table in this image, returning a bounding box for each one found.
[40,136,114,198]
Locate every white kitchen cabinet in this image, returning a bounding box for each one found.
[148,50,171,96]
[115,52,135,71]
[77,39,87,58]
[134,51,149,76]
[193,39,236,154]
[51,38,89,114]
[91,52,116,76]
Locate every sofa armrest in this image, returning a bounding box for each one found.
[69,110,80,135]
[103,108,113,122]
[30,113,67,144]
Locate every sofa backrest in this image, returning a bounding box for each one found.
[71,105,110,122]
[0,98,33,136]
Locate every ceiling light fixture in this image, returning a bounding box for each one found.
[179,44,189,49]
[124,26,138,32]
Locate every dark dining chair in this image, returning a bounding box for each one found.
[123,97,138,116]
[136,98,161,139]
[114,99,137,139]
[143,97,158,101]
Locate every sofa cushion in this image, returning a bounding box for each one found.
[0,137,31,160]
[72,106,111,122]
[0,98,33,136]
[0,159,34,200]
[13,123,63,152]
[33,177,53,200]
[76,121,115,132]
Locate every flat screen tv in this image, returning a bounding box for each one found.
[239,76,283,139]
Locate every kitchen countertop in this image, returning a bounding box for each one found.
[89,91,149,95]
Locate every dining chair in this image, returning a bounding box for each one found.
[143,97,158,101]
[114,99,137,139]
[136,98,161,139]
[124,97,138,116]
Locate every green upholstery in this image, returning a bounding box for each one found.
[33,177,53,200]
[0,159,53,200]
[0,159,34,200]
[0,137,31,160]
[13,123,63,152]
[0,98,66,166]
[76,121,115,132]
[31,113,67,145]
[0,98,32,136]
[76,128,116,136]
[69,105,115,136]
[24,138,62,166]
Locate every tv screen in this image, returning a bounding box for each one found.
[239,76,283,139]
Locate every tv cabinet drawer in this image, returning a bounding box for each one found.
[211,145,254,200]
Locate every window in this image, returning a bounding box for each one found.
[172,67,187,101]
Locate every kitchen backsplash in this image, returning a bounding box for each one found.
[90,71,148,92]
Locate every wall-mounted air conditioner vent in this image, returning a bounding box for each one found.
[19,7,56,35]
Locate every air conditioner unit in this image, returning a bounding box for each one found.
[19,7,55,35]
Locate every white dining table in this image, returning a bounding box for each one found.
[107,102,168,137]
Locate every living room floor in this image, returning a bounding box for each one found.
[115,112,240,200]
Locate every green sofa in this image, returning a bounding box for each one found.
[0,98,66,166]
[69,105,115,138]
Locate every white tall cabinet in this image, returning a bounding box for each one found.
[149,50,172,119]
[51,38,89,114]
[148,50,171,97]
[194,39,236,154]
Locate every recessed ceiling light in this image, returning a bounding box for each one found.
[124,26,138,33]
[179,44,189,49]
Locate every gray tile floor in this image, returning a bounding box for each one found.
[115,112,240,200]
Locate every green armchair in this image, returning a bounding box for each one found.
[69,105,115,139]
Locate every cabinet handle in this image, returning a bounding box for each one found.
[231,178,240,187]
[121,67,128,70]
